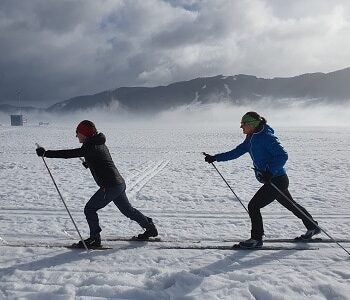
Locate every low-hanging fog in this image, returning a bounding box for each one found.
[1,99,349,129]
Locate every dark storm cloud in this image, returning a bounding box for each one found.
[1,0,350,106]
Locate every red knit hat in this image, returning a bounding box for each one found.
[76,120,97,137]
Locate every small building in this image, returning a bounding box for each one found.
[10,114,23,126]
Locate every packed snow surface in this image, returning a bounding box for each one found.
[0,124,349,299]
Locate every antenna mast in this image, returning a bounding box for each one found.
[18,90,21,115]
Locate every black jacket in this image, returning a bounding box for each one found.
[44,133,124,187]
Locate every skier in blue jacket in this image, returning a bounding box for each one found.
[204,112,320,249]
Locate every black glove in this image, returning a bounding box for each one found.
[36,147,46,157]
[204,154,216,163]
[82,161,89,169]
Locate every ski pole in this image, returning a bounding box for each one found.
[269,180,350,257]
[36,143,88,251]
[202,152,249,215]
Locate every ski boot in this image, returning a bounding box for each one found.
[237,238,263,249]
[295,227,321,241]
[72,234,101,249]
[135,218,158,241]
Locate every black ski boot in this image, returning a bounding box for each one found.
[237,238,263,249]
[296,227,321,240]
[72,234,101,248]
[135,218,158,241]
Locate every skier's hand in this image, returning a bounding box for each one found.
[204,153,216,163]
[36,147,46,157]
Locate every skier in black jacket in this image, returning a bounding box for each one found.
[36,120,158,248]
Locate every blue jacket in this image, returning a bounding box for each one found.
[215,125,288,182]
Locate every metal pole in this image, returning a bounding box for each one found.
[203,153,249,215]
[270,181,350,257]
[36,144,88,251]
[18,90,21,115]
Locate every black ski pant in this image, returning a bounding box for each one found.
[248,174,318,240]
[84,181,150,237]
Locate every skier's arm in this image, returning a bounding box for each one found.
[44,148,85,159]
[215,140,249,162]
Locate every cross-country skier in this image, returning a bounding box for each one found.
[36,120,158,248]
[204,111,320,249]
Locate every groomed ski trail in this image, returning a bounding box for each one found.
[126,160,170,199]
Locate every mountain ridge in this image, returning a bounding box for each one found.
[2,67,350,114]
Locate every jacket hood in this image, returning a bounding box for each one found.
[255,124,274,135]
[84,132,106,145]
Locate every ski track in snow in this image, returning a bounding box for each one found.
[2,207,350,243]
[126,159,170,200]
[0,125,350,299]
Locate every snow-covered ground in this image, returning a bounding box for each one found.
[0,123,350,299]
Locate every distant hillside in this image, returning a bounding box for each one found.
[46,67,350,113]
[2,67,350,114]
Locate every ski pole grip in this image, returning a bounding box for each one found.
[35,143,46,157]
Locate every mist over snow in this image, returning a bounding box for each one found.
[155,101,350,128]
[1,100,349,129]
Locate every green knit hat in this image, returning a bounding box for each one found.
[241,113,261,128]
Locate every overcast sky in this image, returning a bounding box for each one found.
[1,0,350,107]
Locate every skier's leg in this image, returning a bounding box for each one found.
[84,188,112,237]
[248,184,277,240]
[110,182,152,229]
[112,183,158,239]
[273,175,317,230]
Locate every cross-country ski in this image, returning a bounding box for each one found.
[1,241,318,251]
[104,236,350,244]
